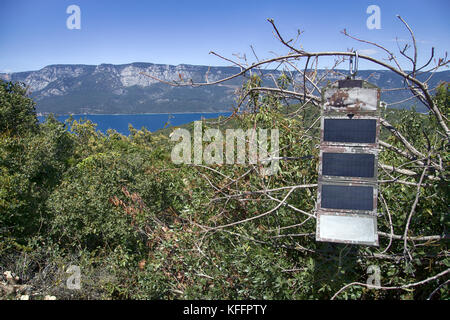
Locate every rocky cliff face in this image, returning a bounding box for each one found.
[1,63,448,114]
[0,63,244,114]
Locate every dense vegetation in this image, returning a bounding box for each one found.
[0,78,448,300]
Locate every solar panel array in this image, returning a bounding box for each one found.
[316,80,380,246]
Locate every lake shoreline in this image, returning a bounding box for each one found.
[37,111,232,117]
[37,112,232,135]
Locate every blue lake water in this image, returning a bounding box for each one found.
[37,112,232,135]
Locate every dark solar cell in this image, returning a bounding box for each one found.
[321,184,374,211]
[322,152,375,178]
[338,79,363,88]
[324,119,377,143]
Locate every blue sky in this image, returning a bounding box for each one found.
[0,0,449,72]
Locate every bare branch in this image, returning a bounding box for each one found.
[331,268,450,300]
[396,15,418,76]
[403,158,430,260]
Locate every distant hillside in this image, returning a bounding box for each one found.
[1,63,448,114]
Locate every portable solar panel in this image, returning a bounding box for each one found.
[322,152,375,178]
[316,79,380,246]
[323,119,377,144]
[320,184,374,211]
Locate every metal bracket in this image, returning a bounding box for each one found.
[349,51,358,79]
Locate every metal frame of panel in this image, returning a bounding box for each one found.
[316,211,379,246]
[317,180,378,216]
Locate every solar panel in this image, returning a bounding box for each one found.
[323,119,377,144]
[316,80,380,246]
[321,184,374,211]
[338,79,363,88]
[322,152,375,178]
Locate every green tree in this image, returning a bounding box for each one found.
[0,80,38,136]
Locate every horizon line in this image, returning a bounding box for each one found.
[1,61,446,74]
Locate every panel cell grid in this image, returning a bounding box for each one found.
[322,152,375,178]
[323,119,377,144]
[321,184,373,211]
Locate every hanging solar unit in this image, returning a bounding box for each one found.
[316,79,381,246]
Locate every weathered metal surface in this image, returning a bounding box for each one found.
[322,80,380,115]
[316,211,379,246]
[317,180,378,215]
[323,87,378,113]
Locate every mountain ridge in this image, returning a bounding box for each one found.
[1,63,448,115]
